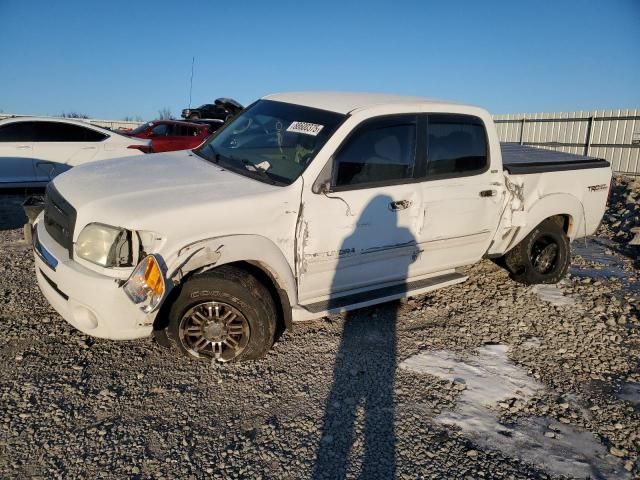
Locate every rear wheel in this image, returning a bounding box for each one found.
[504,218,570,285]
[165,266,277,362]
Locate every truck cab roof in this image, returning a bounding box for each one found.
[262,91,466,115]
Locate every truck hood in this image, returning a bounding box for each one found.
[52,150,287,234]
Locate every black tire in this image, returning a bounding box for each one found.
[188,113,200,120]
[165,265,277,362]
[504,218,570,285]
[489,255,508,270]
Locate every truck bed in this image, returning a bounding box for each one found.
[501,143,610,174]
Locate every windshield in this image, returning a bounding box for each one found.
[195,100,345,185]
[129,122,153,135]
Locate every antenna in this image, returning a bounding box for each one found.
[188,56,195,108]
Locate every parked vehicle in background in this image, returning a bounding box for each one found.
[31,92,612,364]
[181,98,243,120]
[0,117,149,188]
[123,120,210,153]
[186,118,225,134]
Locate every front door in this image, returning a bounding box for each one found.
[297,115,422,303]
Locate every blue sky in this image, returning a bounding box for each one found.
[0,0,638,120]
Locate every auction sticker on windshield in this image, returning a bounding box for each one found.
[287,121,324,136]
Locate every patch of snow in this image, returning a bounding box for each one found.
[617,383,640,406]
[401,345,541,405]
[400,345,628,479]
[532,284,576,306]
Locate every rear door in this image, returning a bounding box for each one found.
[412,113,504,274]
[0,121,37,185]
[165,124,191,151]
[153,124,204,152]
[173,125,205,150]
[32,122,106,180]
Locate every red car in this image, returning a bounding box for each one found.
[124,120,210,153]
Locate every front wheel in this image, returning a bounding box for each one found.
[504,218,571,285]
[165,266,277,362]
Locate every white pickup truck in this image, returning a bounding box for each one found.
[32,92,612,362]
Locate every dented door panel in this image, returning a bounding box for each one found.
[413,174,505,273]
[297,185,423,303]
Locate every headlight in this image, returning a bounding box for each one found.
[75,223,133,267]
[123,255,165,313]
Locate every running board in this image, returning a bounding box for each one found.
[294,271,467,321]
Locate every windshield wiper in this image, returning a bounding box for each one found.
[195,147,282,185]
[237,158,279,185]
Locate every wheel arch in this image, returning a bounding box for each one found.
[154,235,297,332]
[227,260,293,332]
[504,193,583,254]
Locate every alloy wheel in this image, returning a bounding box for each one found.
[531,236,559,274]
[178,301,250,362]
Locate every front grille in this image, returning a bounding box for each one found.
[43,183,77,258]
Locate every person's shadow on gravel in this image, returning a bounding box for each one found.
[313,195,416,479]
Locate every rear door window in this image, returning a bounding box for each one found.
[425,114,488,177]
[82,127,108,142]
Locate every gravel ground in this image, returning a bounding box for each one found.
[0,178,639,479]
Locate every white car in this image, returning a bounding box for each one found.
[32,92,612,363]
[0,117,149,188]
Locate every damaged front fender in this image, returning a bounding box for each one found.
[161,234,299,325]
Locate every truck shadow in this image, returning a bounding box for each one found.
[313,194,415,479]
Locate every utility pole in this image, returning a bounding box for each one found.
[188,56,195,108]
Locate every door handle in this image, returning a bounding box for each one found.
[81,146,97,150]
[389,200,412,211]
[479,189,497,197]
[16,145,30,149]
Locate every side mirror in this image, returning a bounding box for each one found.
[313,180,331,194]
[312,158,334,194]
[319,181,331,194]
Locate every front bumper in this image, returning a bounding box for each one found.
[33,219,154,340]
